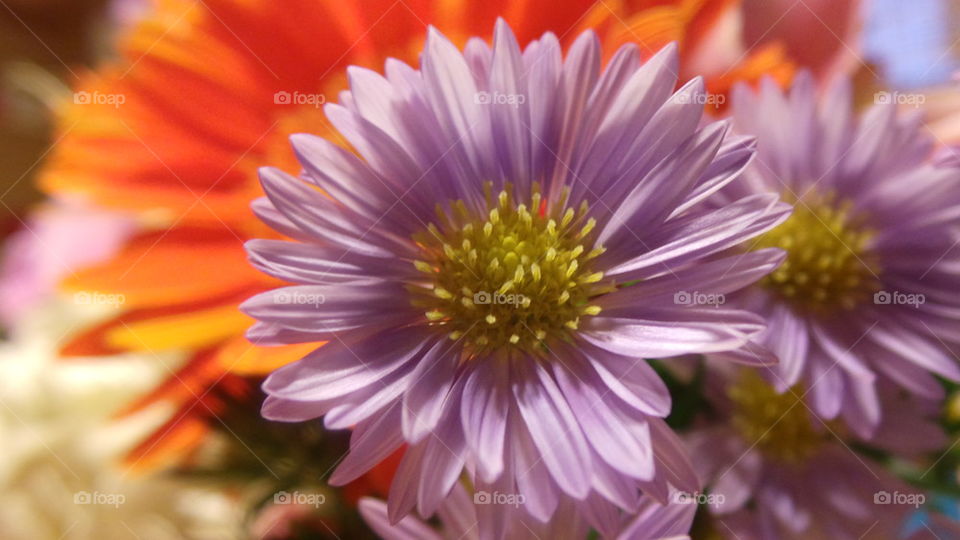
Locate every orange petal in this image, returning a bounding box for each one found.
[63,228,268,309]
[123,413,211,473]
[214,335,321,376]
[609,6,687,56]
[41,62,269,226]
[680,0,740,53]
[741,0,861,76]
[105,303,252,352]
[122,372,252,471]
[60,288,260,357]
[706,42,796,100]
[117,348,225,416]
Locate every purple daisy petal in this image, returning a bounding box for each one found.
[512,360,593,498]
[460,361,510,483]
[581,308,765,358]
[723,71,960,429]
[260,327,433,401]
[329,403,404,486]
[241,283,415,336]
[617,496,697,540]
[696,368,943,538]
[244,20,787,533]
[358,498,443,540]
[401,340,461,443]
[361,486,696,540]
[552,358,655,480]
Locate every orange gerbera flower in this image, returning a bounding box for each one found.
[42,0,600,470]
[40,0,797,469]
[581,0,797,107]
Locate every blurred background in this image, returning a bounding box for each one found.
[1,0,960,538]
[1,0,117,240]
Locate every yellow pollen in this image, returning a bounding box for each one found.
[753,190,880,313]
[410,182,613,354]
[727,371,828,464]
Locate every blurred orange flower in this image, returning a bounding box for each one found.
[42,0,599,471]
[40,0,806,470]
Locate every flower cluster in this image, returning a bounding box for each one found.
[4,1,960,539]
[240,19,960,540]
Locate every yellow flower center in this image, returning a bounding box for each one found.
[753,190,880,313]
[411,183,612,355]
[728,371,826,463]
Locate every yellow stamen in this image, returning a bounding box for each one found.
[728,371,829,463]
[752,190,880,313]
[409,182,612,354]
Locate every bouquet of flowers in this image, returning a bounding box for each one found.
[2,0,960,538]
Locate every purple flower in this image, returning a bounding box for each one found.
[358,484,696,540]
[242,20,789,532]
[690,367,946,539]
[0,202,134,328]
[719,73,960,436]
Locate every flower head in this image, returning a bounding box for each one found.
[244,20,789,532]
[722,73,960,434]
[691,367,947,539]
[358,485,696,540]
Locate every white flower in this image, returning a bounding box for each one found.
[0,302,241,539]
